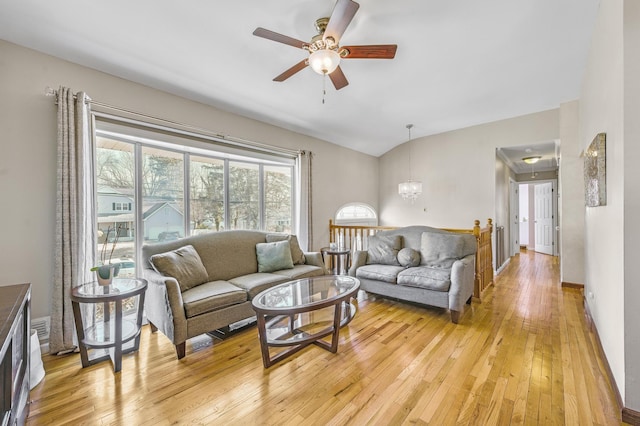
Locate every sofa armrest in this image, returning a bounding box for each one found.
[448,254,476,313]
[348,250,368,277]
[304,252,327,274]
[143,268,188,345]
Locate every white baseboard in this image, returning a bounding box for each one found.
[496,257,511,275]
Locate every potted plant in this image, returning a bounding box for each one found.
[91,225,122,286]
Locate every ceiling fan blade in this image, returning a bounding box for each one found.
[253,27,308,49]
[341,45,397,59]
[329,66,349,90]
[324,0,360,43]
[273,59,309,82]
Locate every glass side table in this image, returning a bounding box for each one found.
[70,278,147,372]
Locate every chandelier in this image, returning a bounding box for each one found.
[398,124,422,202]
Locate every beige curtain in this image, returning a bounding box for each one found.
[296,150,313,250]
[49,87,96,355]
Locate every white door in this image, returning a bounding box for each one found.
[534,182,554,255]
[510,180,519,256]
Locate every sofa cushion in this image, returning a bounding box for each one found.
[230,273,290,299]
[397,248,421,268]
[266,234,306,265]
[420,232,467,269]
[149,244,209,292]
[366,234,402,266]
[181,281,247,318]
[271,264,325,280]
[355,264,405,284]
[397,266,452,291]
[256,240,294,273]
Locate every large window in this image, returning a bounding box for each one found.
[94,119,296,278]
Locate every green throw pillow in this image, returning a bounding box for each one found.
[266,233,306,265]
[256,240,294,273]
[149,244,209,292]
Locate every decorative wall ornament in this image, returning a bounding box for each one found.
[584,133,606,207]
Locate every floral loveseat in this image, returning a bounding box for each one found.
[141,230,326,359]
[348,226,477,323]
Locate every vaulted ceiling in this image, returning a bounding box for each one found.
[0,0,600,157]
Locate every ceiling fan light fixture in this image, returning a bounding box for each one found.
[522,156,542,164]
[308,49,340,75]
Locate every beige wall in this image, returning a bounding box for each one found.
[0,40,379,319]
[558,101,585,286]
[623,0,640,411]
[378,109,560,231]
[579,0,626,404]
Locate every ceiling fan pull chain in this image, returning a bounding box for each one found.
[322,73,327,104]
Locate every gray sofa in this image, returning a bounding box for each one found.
[348,226,477,323]
[141,230,326,359]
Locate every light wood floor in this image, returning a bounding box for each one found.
[27,250,624,425]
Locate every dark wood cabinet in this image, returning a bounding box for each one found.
[0,283,31,425]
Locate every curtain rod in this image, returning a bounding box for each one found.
[44,86,302,157]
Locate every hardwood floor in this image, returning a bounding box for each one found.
[27,250,625,425]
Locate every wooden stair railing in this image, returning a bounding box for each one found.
[329,219,494,300]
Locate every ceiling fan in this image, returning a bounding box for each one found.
[252,0,397,90]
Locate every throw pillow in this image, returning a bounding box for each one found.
[256,240,294,273]
[149,245,209,292]
[366,234,402,265]
[398,247,421,268]
[266,234,306,265]
[420,232,466,269]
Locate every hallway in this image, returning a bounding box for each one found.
[485,249,623,424]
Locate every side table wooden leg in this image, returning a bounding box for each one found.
[114,300,123,373]
[71,301,90,368]
[133,292,146,351]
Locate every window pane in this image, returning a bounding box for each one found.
[264,165,292,233]
[142,147,184,243]
[229,161,259,230]
[190,156,225,234]
[95,137,136,278]
[335,203,378,226]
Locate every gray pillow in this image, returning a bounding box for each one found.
[420,232,466,269]
[149,245,209,292]
[398,247,421,268]
[256,240,294,272]
[366,234,402,265]
[266,234,306,265]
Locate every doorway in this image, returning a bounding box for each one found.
[518,180,557,256]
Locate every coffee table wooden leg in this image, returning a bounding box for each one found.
[256,314,272,368]
[330,302,343,353]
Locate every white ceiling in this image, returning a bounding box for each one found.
[0,0,600,157]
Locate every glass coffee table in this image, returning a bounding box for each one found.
[251,275,360,368]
